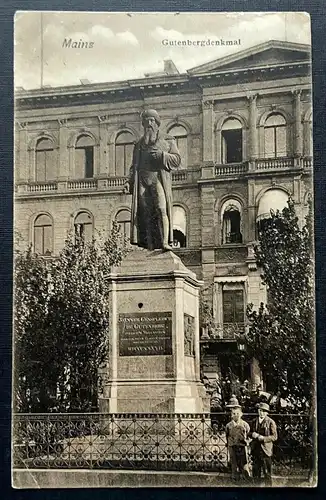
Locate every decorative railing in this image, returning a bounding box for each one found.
[105,177,128,187]
[201,323,245,341]
[67,179,97,190]
[27,182,58,192]
[302,157,313,169]
[16,169,201,196]
[12,412,313,477]
[172,168,201,184]
[255,157,294,170]
[215,163,248,176]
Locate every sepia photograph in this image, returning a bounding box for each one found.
[12,11,316,488]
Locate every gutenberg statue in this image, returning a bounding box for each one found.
[125,109,181,250]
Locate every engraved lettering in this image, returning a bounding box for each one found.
[119,312,172,356]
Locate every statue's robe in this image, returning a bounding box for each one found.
[129,133,181,249]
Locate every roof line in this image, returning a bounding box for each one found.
[15,39,311,98]
[187,39,311,74]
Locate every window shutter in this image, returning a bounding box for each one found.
[223,289,244,324]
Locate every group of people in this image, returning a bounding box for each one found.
[204,372,302,414]
[225,395,278,485]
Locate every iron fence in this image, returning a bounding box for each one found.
[13,412,314,476]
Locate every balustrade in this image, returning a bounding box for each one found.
[255,157,294,170]
[27,183,58,192]
[215,163,248,176]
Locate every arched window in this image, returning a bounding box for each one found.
[116,209,131,240]
[115,132,134,177]
[256,189,289,232]
[172,206,187,248]
[75,135,94,178]
[35,138,57,182]
[221,199,242,244]
[168,125,188,168]
[74,211,93,242]
[264,113,287,158]
[34,214,53,255]
[221,118,243,164]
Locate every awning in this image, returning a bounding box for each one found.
[257,189,289,221]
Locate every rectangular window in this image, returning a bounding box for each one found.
[45,149,57,181]
[265,126,287,158]
[84,146,94,178]
[221,130,242,164]
[34,226,43,254]
[76,147,94,178]
[223,289,244,324]
[76,223,93,243]
[75,149,86,178]
[36,150,57,181]
[35,151,46,182]
[121,221,131,240]
[115,144,125,177]
[84,222,93,242]
[276,127,286,157]
[43,225,52,254]
[34,225,52,255]
[264,127,275,158]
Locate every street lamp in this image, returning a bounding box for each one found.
[238,341,246,383]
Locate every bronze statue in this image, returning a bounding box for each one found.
[125,109,181,250]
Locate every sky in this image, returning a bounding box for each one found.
[14,11,311,90]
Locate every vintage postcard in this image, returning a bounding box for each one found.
[13,11,316,488]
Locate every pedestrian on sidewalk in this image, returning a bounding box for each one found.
[249,402,278,486]
[225,395,250,483]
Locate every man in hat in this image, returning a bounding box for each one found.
[225,396,250,482]
[249,402,278,486]
[126,109,181,250]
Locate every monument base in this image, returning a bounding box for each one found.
[100,379,208,413]
[100,249,207,414]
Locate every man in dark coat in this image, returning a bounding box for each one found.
[249,402,278,485]
[127,109,181,250]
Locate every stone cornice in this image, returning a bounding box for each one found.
[106,271,203,288]
[15,62,310,108]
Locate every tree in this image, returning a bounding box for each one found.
[14,247,55,412]
[245,198,314,406]
[14,223,129,412]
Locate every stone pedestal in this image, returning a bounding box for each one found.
[99,249,207,413]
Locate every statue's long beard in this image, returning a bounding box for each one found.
[144,127,158,145]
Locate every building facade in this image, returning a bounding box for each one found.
[14,40,313,389]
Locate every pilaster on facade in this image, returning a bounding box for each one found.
[293,174,302,203]
[58,119,69,179]
[98,121,108,176]
[201,184,216,247]
[247,179,257,242]
[292,89,303,157]
[202,100,215,163]
[16,123,28,182]
[247,93,258,160]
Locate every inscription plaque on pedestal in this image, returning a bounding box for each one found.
[119,312,172,356]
